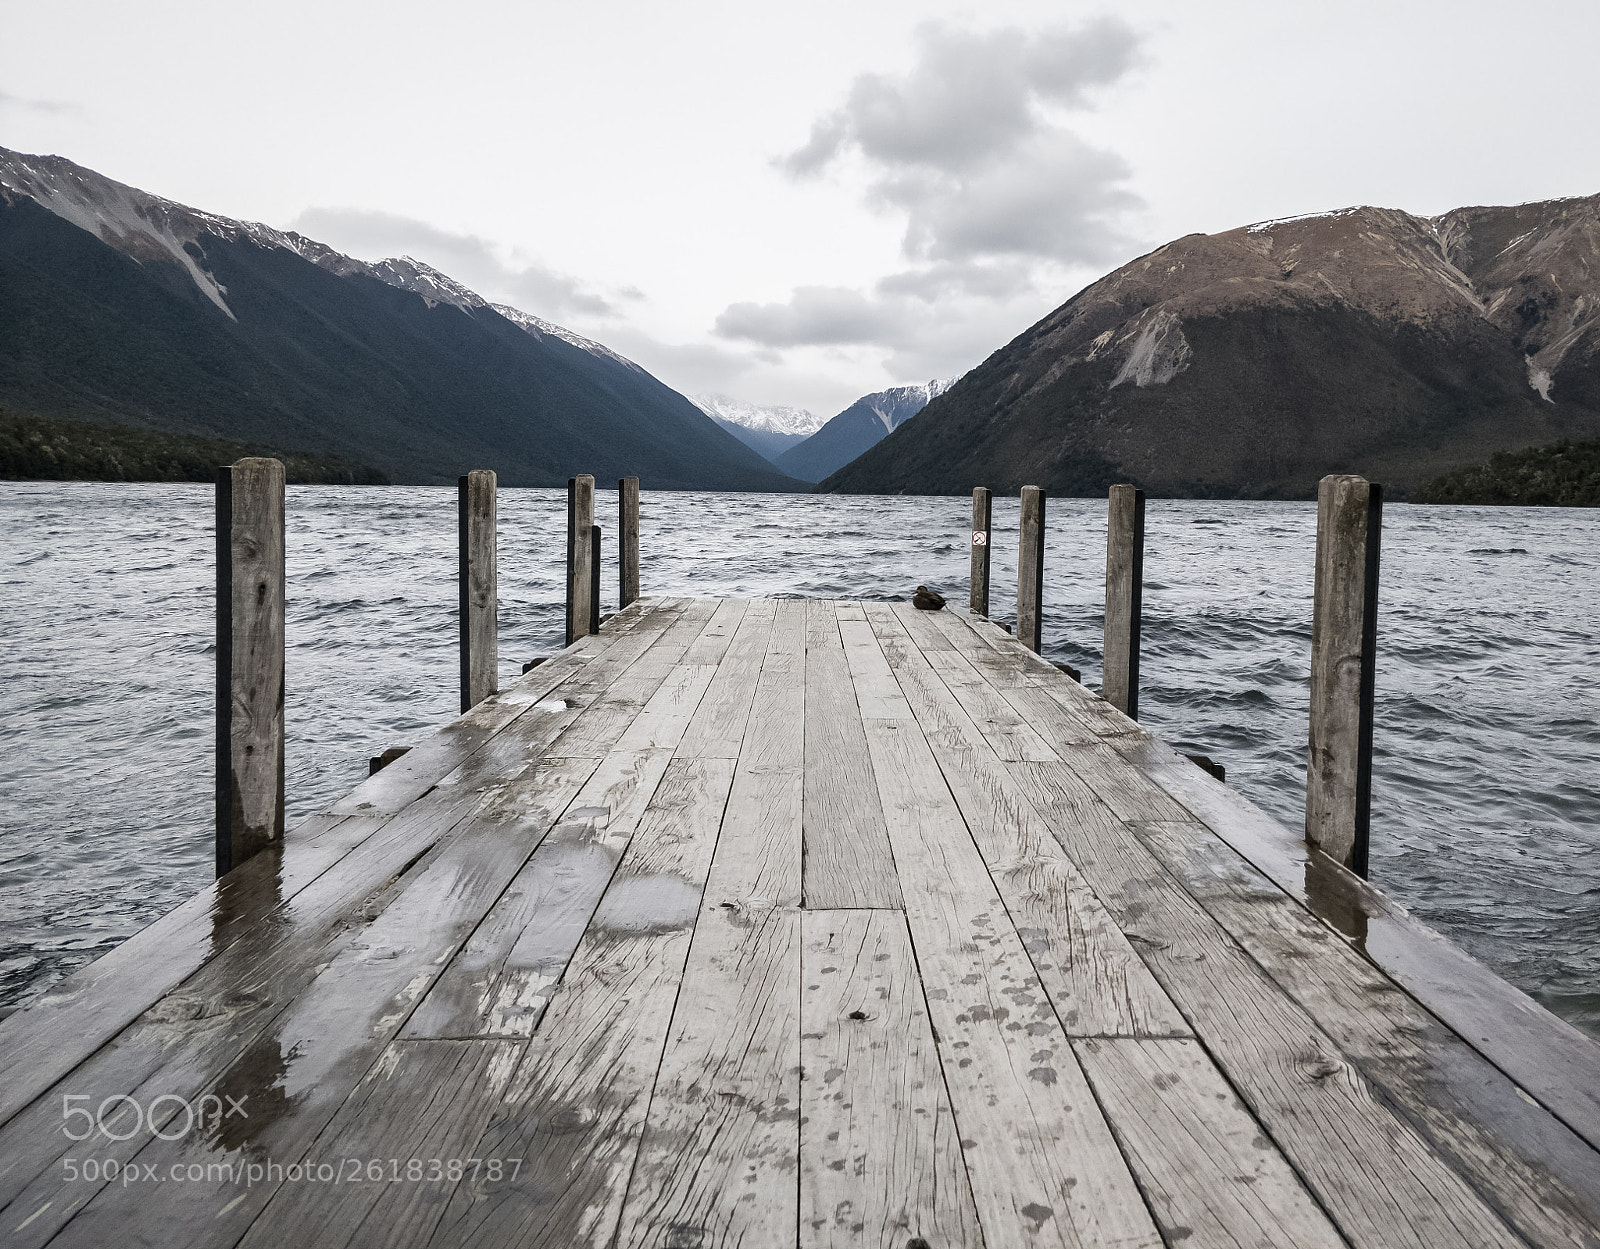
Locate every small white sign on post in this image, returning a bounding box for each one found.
[972,530,988,546]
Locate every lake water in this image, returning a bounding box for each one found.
[1,482,1596,1039]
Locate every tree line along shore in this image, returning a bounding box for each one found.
[3,407,1597,505]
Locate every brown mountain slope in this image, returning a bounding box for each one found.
[821,196,1600,498]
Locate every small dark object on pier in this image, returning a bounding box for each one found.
[369,746,412,776]
[522,657,549,674]
[1053,661,1081,683]
[912,585,946,611]
[1187,753,1226,783]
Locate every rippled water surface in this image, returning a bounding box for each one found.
[2,483,1597,1037]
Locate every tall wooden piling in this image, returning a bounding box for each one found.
[458,470,498,713]
[566,474,596,646]
[215,457,285,878]
[1306,473,1383,876]
[619,475,640,608]
[969,486,992,616]
[1017,485,1046,652]
[590,524,603,634]
[1103,484,1146,719]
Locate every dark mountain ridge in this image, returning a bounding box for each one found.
[0,148,800,490]
[820,197,1600,498]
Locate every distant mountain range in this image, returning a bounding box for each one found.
[822,197,1600,498]
[0,147,800,490]
[690,394,822,461]
[776,380,957,483]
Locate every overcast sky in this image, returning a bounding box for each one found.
[4,0,1599,416]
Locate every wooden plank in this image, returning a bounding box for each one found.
[0,600,690,1227]
[402,750,686,1040]
[1126,735,1600,1155]
[611,600,807,1247]
[802,600,900,910]
[406,610,728,1042]
[892,604,1061,762]
[868,604,1188,1040]
[1134,818,1600,1247]
[545,598,721,758]
[237,1039,524,1249]
[1075,1037,1347,1249]
[800,909,984,1249]
[34,755,602,1249]
[848,624,1162,1249]
[1010,761,1532,1249]
[675,598,776,759]
[331,595,678,816]
[425,758,739,1249]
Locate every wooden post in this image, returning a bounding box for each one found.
[969,486,992,616]
[1305,473,1383,877]
[1017,485,1046,652]
[619,475,640,608]
[215,457,285,878]
[1102,484,1145,719]
[458,469,497,713]
[566,474,595,646]
[590,524,603,634]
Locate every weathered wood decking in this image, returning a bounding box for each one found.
[3,595,1600,1248]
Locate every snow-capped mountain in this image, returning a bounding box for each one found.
[689,394,824,463]
[774,379,958,483]
[691,394,823,438]
[0,145,797,489]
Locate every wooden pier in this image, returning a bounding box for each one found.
[3,594,1600,1247]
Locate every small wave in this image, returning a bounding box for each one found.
[1468,547,1529,555]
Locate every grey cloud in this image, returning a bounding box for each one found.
[0,89,81,115]
[715,286,904,349]
[778,19,1142,269]
[291,207,618,319]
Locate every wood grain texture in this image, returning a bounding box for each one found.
[426,758,738,1249]
[619,475,640,608]
[610,600,807,1247]
[970,486,992,617]
[849,618,1162,1249]
[1306,473,1380,872]
[566,474,596,645]
[1017,485,1045,652]
[217,456,286,874]
[1012,762,1531,1249]
[802,600,901,909]
[1101,485,1143,720]
[459,468,498,713]
[42,755,602,1249]
[675,598,776,759]
[1130,736,1600,1157]
[801,909,985,1249]
[1075,1037,1346,1249]
[1134,819,1600,1248]
[870,603,1187,1040]
[238,1039,524,1249]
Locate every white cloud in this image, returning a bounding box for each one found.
[723,19,1144,366]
